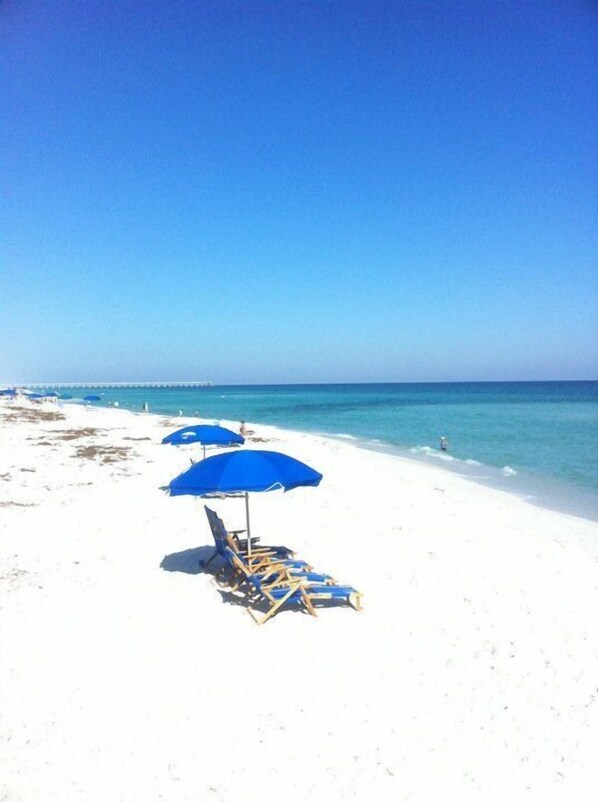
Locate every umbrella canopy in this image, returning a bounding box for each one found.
[169,449,322,495]
[83,395,101,402]
[0,389,17,397]
[162,424,244,448]
[168,449,322,553]
[163,424,244,460]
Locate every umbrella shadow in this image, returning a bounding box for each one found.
[160,548,310,618]
[160,545,217,575]
[158,548,284,616]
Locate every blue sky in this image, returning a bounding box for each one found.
[1,0,597,384]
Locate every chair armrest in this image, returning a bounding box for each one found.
[236,537,261,547]
[243,548,281,557]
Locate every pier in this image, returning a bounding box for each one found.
[17,382,213,389]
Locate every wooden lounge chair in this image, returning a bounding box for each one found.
[224,546,362,625]
[222,544,336,593]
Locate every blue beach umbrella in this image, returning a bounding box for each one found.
[83,395,101,402]
[168,450,323,554]
[44,392,59,398]
[162,424,244,459]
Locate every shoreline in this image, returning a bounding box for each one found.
[8,381,597,502]
[242,422,598,526]
[51,389,598,523]
[328,430,598,525]
[157,406,598,525]
[1,398,598,801]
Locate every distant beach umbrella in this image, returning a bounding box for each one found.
[44,392,59,398]
[83,395,101,402]
[168,450,322,554]
[162,424,244,459]
[0,389,17,397]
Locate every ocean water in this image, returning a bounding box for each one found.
[53,382,598,520]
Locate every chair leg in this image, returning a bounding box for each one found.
[256,583,303,625]
[213,566,232,587]
[229,574,244,592]
[301,588,317,617]
[246,607,260,624]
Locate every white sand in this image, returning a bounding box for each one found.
[1,399,597,802]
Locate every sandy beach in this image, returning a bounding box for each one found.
[1,398,597,802]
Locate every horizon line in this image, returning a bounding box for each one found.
[3,378,597,388]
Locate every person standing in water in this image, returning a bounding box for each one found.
[142,402,149,413]
[440,436,448,451]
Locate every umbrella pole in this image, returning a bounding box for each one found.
[203,444,206,460]
[245,491,251,556]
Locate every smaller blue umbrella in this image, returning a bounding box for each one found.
[162,424,244,459]
[169,449,322,553]
[44,392,59,398]
[83,395,101,402]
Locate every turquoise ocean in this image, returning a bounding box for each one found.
[54,381,598,521]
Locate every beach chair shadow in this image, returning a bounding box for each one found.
[160,509,362,623]
[160,546,217,576]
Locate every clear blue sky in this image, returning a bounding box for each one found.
[1,0,597,384]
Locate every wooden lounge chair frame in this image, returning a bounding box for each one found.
[224,546,362,624]
[203,507,299,582]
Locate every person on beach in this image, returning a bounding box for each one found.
[142,402,149,413]
[440,436,448,451]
